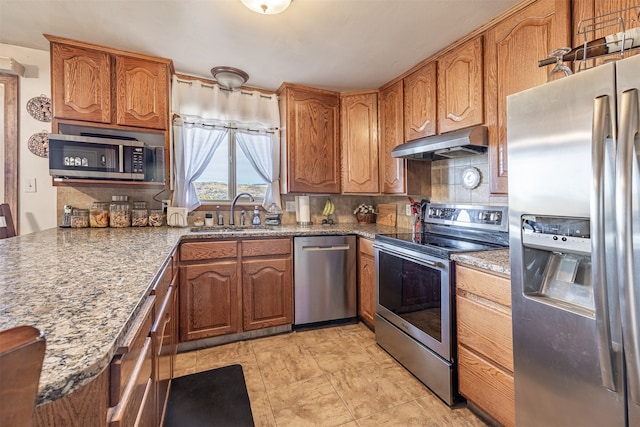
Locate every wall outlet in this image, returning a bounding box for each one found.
[285,201,296,212]
[162,199,171,213]
[24,177,36,193]
[405,204,412,216]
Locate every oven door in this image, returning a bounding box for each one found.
[375,241,452,362]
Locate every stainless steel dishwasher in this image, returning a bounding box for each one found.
[293,235,357,326]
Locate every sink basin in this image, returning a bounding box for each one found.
[190,225,270,233]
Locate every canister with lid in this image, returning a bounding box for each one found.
[109,195,131,228]
[149,209,164,227]
[71,208,89,228]
[132,201,148,227]
[90,202,110,227]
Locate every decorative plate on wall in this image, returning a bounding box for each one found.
[26,94,52,122]
[27,131,49,158]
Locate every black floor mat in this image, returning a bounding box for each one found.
[164,364,255,427]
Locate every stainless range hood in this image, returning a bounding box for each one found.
[391,125,488,160]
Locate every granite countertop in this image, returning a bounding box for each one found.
[451,249,511,276]
[0,223,398,405]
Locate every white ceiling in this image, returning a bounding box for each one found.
[0,0,520,92]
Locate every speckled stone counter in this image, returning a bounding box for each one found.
[0,223,399,406]
[451,249,511,276]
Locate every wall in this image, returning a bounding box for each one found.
[0,43,56,235]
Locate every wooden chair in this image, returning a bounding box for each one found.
[0,204,16,239]
[0,326,46,427]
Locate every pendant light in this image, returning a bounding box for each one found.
[210,66,249,89]
[241,0,292,15]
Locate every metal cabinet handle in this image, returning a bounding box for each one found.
[591,94,617,392]
[616,88,640,404]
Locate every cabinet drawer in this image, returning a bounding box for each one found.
[359,237,374,257]
[458,345,515,427]
[109,338,153,427]
[180,240,237,261]
[457,294,513,372]
[110,296,155,405]
[456,265,511,307]
[242,238,291,257]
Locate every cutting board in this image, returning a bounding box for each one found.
[376,204,397,227]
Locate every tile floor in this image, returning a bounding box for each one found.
[174,322,488,427]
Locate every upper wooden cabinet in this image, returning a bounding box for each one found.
[278,83,341,194]
[404,61,437,141]
[115,56,169,129]
[484,0,570,194]
[51,43,112,124]
[437,36,484,134]
[379,81,406,194]
[47,35,172,131]
[341,91,379,194]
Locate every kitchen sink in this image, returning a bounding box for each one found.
[190,225,271,233]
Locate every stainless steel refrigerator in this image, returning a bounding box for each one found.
[508,53,640,427]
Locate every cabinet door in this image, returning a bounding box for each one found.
[116,56,169,130]
[379,81,406,194]
[51,43,112,123]
[404,62,437,141]
[179,261,240,341]
[341,91,379,193]
[357,238,375,327]
[485,0,570,193]
[438,36,484,133]
[242,257,293,331]
[282,85,341,193]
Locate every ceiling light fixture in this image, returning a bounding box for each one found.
[210,66,249,89]
[241,0,292,15]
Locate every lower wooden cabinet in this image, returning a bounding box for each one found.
[179,238,293,342]
[456,264,514,427]
[357,237,375,327]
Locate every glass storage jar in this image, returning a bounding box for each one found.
[149,209,164,227]
[109,195,131,228]
[70,208,89,228]
[131,201,148,227]
[90,202,110,228]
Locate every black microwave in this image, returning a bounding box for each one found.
[48,133,165,182]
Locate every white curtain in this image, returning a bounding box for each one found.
[173,121,228,211]
[171,76,281,210]
[236,130,282,209]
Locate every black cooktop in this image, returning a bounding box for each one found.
[375,232,507,258]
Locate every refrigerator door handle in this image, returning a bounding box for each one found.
[617,88,640,405]
[592,94,617,392]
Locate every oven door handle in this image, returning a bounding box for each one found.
[375,245,446,269]
[421,259,445,268]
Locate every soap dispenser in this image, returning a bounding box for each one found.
[252,206,261,226]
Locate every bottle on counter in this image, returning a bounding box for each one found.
[252,206,261,226]
[109,195,131,228]
[90,202,110,228]
[131,201,148,227]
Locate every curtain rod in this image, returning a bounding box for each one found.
[175,78,274,99]
[173,116,277,134]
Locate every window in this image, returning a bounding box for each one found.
[194,130,268,202]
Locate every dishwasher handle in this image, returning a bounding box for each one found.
[302,245,350,252]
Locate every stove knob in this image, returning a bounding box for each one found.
[489,212,498,221]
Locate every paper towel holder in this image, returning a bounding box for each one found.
[295,195,312,226]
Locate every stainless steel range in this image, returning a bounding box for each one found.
[374,202,509,405]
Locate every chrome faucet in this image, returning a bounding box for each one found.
[229,193,254,226]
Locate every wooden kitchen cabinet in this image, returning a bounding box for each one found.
[437,36,484,134]
[179,238,293,341]
[379,81,406,194]
[357,237,376,328]
[277,83,341,193]
[404,61,437,141]
[484,0,570,194]
[341,90,379,194]
[456,264,514,427]
[47,35,171,130]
